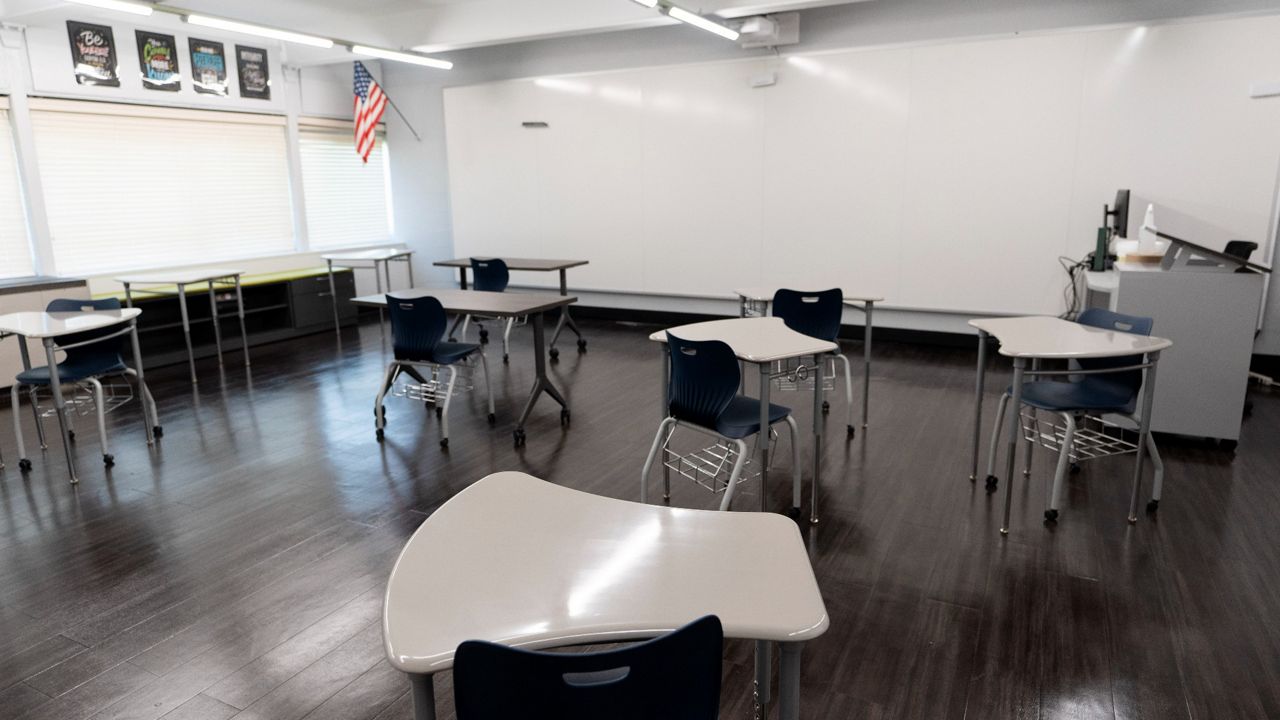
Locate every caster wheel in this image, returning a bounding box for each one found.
[560,409,571,426]
[1069,463,1081,475]
[440,438,449,450]
[103,454,114,467]
[549,348,560,361]
[1044,509,1059,522]
[846,425,856,439]
[984,475,998,492]
[153,425,164,438]
[513,429,526,447]
[822,401,830,415]
[502,354,509,364]
[375,428,385,442]
[487,413,497,425]
[1146,499,1159,513]
[577,339,587,353]
[18,459,31,472]
[68,429,76,441]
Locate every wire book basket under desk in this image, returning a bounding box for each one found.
[391,364,477,405]
[660,427,779,495]
[1019,410,1139,463]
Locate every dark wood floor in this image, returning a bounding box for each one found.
[1,315,1278,720]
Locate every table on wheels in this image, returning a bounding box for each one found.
[433,257,588,359]
[383,472,829,720]
[0,308,158,484]
[351,288,576,446]
[114,269,249,384]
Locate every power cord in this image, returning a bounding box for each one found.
[1058,254,1090,320]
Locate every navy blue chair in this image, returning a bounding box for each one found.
[453,615,723,720]
[375,295,494,449]
[771,288,858,437]
[641,333,800,512]
[10,298,158,469]
[459,258,522,364]
[984,308,1163,521]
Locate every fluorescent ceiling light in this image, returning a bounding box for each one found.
[66,0,153,16]
[630,0,659,7]
[666,6,739,40]
[352,45,452,70]
[185,15,335,48]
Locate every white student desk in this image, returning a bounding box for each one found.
[322,248,414,334]
[351,288,576,446]
[383,472,829,720]
[968,316,1171,533]
[115,269,249,384]
[649,317,838,524]
[0,308,156,483]
[734,287,882,433]
[434,257,589,358]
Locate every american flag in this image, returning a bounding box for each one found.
[353,62,387,163]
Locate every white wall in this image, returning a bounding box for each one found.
[382,0,1280,342]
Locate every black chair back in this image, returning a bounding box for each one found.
[771,288,843,342]
[666,333,739,429]
[387,295,448,362]
[46,298,126,366]
[470,258,510,293]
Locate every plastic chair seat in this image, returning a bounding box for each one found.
[714,396,792,439]
[1013,378,1136,414]
[430,341,482,365]
[16,357,127,386]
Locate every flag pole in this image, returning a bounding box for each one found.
[357,61,422,142]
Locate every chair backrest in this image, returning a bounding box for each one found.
[771,288,843,342]
[470,258,510,293]
[386,295,448,362]
[1223,240,1258,262]
[1076,307,1154,393]
[454,615,723,720]
[666,333,740,429]
[45,298,126,364]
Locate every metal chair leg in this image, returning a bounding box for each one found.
[1146,430,1164,508]
[374,363,399,437]
[641,417,676,504]
[1023,407,1034,477]
[478,352,495,422]
[11,383,28,465]
[29,386,46,450]
[720,438,749,511]
[985,392,1010,483]
[439,366,458,447]
[1046,413,1075,521]
[126,368,160,437]
[783,415,802,512]
[503,317,514,361]
[87,378,111,464]
[460,315,471,341]
[834,352,854,436]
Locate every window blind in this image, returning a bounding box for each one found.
[298,126,393,250]
[31,101,295,276]
[0,108,34,279]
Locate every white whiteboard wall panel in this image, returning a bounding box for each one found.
[1068,19,1280,253]
[638,61,769,295]
[897,33,1084,314]
[760,50,912,299]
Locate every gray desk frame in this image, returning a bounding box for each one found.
[118,273,249,384]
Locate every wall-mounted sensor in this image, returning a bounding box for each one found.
[749,72,777,88]
[522,121,550,128]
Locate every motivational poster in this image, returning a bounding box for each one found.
[189,38,228,96]
[235,45,271,100]
[135,31,181,91]
[66,21,120,87]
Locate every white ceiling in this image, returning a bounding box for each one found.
[0,0,875,63]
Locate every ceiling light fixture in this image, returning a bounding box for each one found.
[629,0,659,7]
[65,0,154,16]
[352,45,452,70]
[666,6,739,41]
[184,14,335,48]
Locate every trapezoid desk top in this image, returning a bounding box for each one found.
[114,269,246,286]
[649,317,838,364]
[383,471,829,674]
[433,258,588,271]
[969,316,1172,360]
[733,287,884,305]
[0,308,142,339]
[321,248,414,262]
[351,287,576,317]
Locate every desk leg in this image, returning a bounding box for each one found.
[1128,352,1159,523]
[235,276,250,367]
[177,284,197,384]
[208,280,224,365]
[811,353,823,524]
[779,642,803,720]
[327,260,341,335]
[513,313,568,446]
[971,330,988,482]
[756,640,773,709]
[383,258,393,294]
[410,674,436,720]
[759,363,771,513]
[124,283,133,309]
[18,338,44,452]
[406,257,415,287]
[375,263,386,340]
[547,268,585,357]
[1000,358,1026,535]
[458,267,468,290]
[862,301,873,428]
[44,338,77,484]
[129,320,157,445]
[662,344,671,500]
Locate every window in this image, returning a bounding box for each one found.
[298,121,393,250]
[0,102,34,279]
[31,99,295,276]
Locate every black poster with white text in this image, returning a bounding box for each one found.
[67,21,120,87]
[135,31,181,91]
[235,45,271,100]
